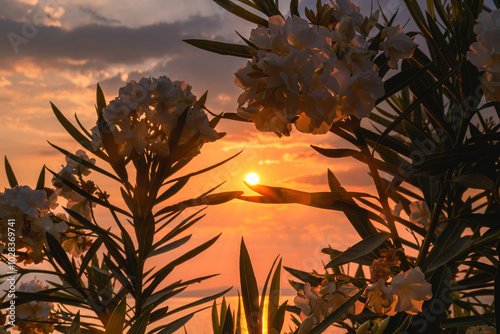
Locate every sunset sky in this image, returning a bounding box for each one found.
[0,0,427,297]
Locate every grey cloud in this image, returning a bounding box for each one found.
[0,14,222,66]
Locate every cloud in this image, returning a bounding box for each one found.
[0,14,223,68]
[258,159,280,165]
[281,173,326,186]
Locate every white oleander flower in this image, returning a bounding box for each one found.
[409,200,431,228]
[333,16,357,50]
[118,77,152,110]
[16,279,53,320]
[103,98,132,124]
[65,149,96,176]
[100,76,218,158]
[320,282,365,319]
[366,279,395,315]
[474,10,500,55]
[114,120,149,157]
[294,283,329,323]
[332,0,364,28]
[390,268,432,314]
[468,41,500,73]
[284,16,333,51]
[338,70,385,119]
[380,25,418,69]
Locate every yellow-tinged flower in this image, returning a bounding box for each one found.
[380,25,418,70]
[16,279,56,333]
[390,268,432,315]
[366,279,396,315]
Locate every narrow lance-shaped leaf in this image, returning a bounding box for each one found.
[240,238,261,334]
[268,259,282,333]
[184,39,253,59]
[325,232,391,268]
[127,306,153,334]
[36,165,46,190]
[68,311,81,334]
[4,156,18,187]
[105,297,127,334]
[48,141,122,183]
[309,286,366,334]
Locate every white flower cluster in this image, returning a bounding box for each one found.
[294,280,364,333]
[16,279,55,334]
[235,0,417,136]
[294,250,433,331]
[368,248,432,316]
[468,9,500,102]
[0,185,65,264]
[91,76,219,158]
[52,149,96,225]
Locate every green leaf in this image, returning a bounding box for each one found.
[105,296,126,334]
[165,288,232,317]
[184,39,252,58]
[155,178,190,205]
[271,301,287,333]
[290,0,299,16]
[425,237,474,272]
[373,63,459,153]
[322,248,376,266]
[309,286,366,334]
[268,259,281,333]
[240,183,385,225]
[155,313,194,334]
[212,300,219,334]
[213,0,269,26]
[49,167,132,217]
[283,267,323,286]
[50,102,97,154]
[96,83,106,118]
[78,237,103,279]
[36,165,46,190]
[221,305,235,334]
[325,232,391,268]
[310,146,362,159]
[46,233,78,285]
[48,141,122,183]
[145,234,221,297]
[151,235,192,257]
[127,306,152,334]
[155,191,244,216]
[4,156,18,187]
[68,311,81,334]
[240,238,261,334]
[376,62,431,104]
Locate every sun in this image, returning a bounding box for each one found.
[245,172,260,185]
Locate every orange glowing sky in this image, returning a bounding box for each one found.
[0,0,421,296]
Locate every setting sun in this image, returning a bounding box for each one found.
[245,172,260,185]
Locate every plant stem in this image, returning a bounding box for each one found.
[415,171,450,268]
[350,117,410,270]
